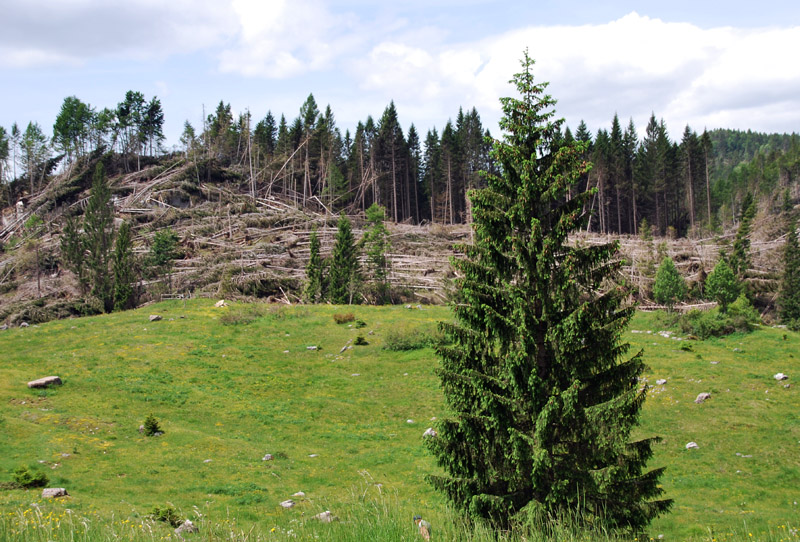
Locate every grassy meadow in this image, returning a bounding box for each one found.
[1,300,799,541]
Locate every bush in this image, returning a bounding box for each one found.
[151,505,182,527]
[383,323,445,351]
[354,335,369,345]
[143,414,163,436]
[12,465,49,488]
[679,296,759,339]
[333,312,355,324]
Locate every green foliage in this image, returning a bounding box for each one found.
[779,218,800,324]
[354,335,368,346]
[382,323,443,351]
[113,221,137,311]
[653,257,686,309]
[304,227,324,303]
[148,228,180,277]
[362,203,392,304]
[679,296,760,339]
[730,193,756,278]
[150,505,182,527]
[143,414,162,437]
[327,214,361,304]
[705,257,740,312]
[84,163,115,312]
[427,52,670,532]
[12,465,49,488]
[332,312,355,324]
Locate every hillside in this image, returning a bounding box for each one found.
[1,300,799,541]
[0,152,791,326]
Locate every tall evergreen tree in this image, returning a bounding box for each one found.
[113,221,136,311]
[730,192,756,279]
[779,217,800,324]
[362,203,391,304]
[327,214,361,304]
[427,52,670,531]
[83,163,115,312]
[304,227,324,303]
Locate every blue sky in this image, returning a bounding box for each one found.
[2,0,799,149]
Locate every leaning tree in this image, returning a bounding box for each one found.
[426,51,671,531]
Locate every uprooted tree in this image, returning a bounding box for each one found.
[426,51,671,532]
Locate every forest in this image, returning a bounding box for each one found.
[1,91,799,236]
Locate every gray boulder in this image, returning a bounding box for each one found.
[175,519,198,536]
[149,315,162,322]
[695,393,711,404]
[42,488,68,498]
[28,376,62,389]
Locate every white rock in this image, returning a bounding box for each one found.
[42,488,68,498]
[774,373,789,381]
[175,519,198,536]
[685,441,699,450]
[28,376,62,389]
[423,427,437,438]
[203,459,212,463]
[306,346,318,351]
[262,454,274,461]
[292,491,305,497]
[280,500,295,508]
[656,379,667,386]
[215,300,227,307]
[149,315,162,322]
[313,510,334,522]
[308,453,318,458]
[695,393,711,404]
[406,419,414,424]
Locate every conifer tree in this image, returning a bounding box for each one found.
[327,214,361,304]
[60,214,88,292]
[730,193,755,279]
[653,256,686,310]
[113,221,136,311]
[83,163,115,312]
[362,203,392,304]
[426,52,670,531]
[304,227,324,303]
[779,217,800,324]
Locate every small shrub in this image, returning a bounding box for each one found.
[354,319,367,328]
[151,505,182,527]
[728,294,761,331]
[706,258,740,312]
[653,257,686,309]
[12,465,49,488]
[679,297,759,340]
[354,335,369,346]
[143,414,163,436]
[333,312,355,324]
[383,323,445,351]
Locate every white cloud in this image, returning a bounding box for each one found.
[0,0,239,67]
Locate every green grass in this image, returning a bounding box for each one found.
[0,300,799,540]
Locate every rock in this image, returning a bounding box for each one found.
[262,454,274,461]
[292,491,305,497]
[280,499,295,508]
[407,419,414,424]
[685,441,699,450]
[785,383,791,389]
[774,373,789,381]
[20,322,29,328]
[203,459,212,463]
[175,519,198,536]
[138,425,145,433]
[405,304,412,309]
[308,453,319,458]
[42,488,68,498]
[695,393,712,404]
[149,315,162,322]
[423,427,437,438]
[656,379,667,385]
[313,510,335,522]
[28,376,62,389]
[0,324,8,330]
[710,361,720,365]
[351,373,360,377]
[214,300,227,307]
[733,348,742,352]
[306,346,318,351]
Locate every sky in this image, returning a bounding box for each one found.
[2,0,800,149]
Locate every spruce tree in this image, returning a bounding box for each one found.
[362,203,391,304]
[427,52,670,531]
[60,214,88,292]
[83,163,115,312]
[730,193,755,279]
[304,227,324,303]
[327,214,361,304]
[779,217,800,324]
[113,221,136,311]
[653,256,686,310]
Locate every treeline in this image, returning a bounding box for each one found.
[2,91,799,235]
[183,95,494,224]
